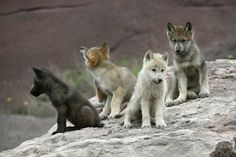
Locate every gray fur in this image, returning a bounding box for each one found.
[166,22,210,106]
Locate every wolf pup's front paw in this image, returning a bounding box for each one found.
[99,112,108,120]
[173,98,186,105]
[124,121,132,128]
[108,111,120,119]
[108,113,118,119]
[52,131,58,135]
[141,122,151,128]
[155,119,167,129]
[166,99,174,107]
[198,90,210,98]
[52,130,63,135]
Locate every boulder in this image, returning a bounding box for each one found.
[0,59,235,156]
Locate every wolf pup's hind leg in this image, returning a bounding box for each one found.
[123,93,141,128]
[109,87,126,118]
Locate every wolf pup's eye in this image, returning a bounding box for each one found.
[172,39,176,42]
[181,39,186,42]
[161,69,164,72]
[152,69,156,72]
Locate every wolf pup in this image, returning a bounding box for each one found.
[166,22,210,106]
[30,68,103,135]
[124,50,168,129]
[80,43,136,119]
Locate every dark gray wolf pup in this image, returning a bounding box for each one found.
[30,68,103,135]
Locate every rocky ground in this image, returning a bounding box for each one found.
[0,59,235,157]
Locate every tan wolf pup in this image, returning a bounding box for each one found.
[166,22,210,106]
[80,43,136,119]
[124,50,168,129]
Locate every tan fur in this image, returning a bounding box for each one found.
[124,51,168,129]
[81,43,136,119]
[166,22,210,106]
[167,27,192,41]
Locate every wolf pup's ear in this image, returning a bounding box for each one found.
[184,22,193,34]
[144,50,154,62]
[100,42,110,59]
[162,51,169,62]
[41,68,52,76]
[32,67,46,79]
[167,23,175,33]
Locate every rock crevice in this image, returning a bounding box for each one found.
[0,2,93,17]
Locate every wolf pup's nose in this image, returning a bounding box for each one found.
[158,79,163,83]
[80,47,86,55]
[153,78,162,84]
[80,47,84,51]
[176,49,181,54]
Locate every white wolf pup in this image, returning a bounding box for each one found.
[166,22,210,106]
[124,50,168,128]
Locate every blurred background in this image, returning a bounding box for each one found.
[0,0,236,151]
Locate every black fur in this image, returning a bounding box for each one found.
[31,68,103,135]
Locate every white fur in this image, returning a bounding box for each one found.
[124,52,167,129]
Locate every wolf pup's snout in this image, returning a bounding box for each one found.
[30,87,36,96]
[152,78,163,84]
[80,47,85,51]
[30,87,40,97]
[176,49,181,54]
[175,44,182,55]
[80,46,87,54]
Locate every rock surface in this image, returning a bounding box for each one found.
[0,59,236,156]
[210,140,236,157]
[1,0,236,113]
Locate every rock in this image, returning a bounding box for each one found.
[210,141,236,157]
[0,59,236,156]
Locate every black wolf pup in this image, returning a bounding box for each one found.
[30,68,103,135]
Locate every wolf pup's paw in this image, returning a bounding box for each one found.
[187,91,198,99]
[108,113,118,119]
[166,99,174,107]
[155,119,167,129]
[52,130,63,135]
[99,113,108,120]
[124,121,132,128]
[173,98,186,105]
[141,122,151,129]
[198,90,210,98]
